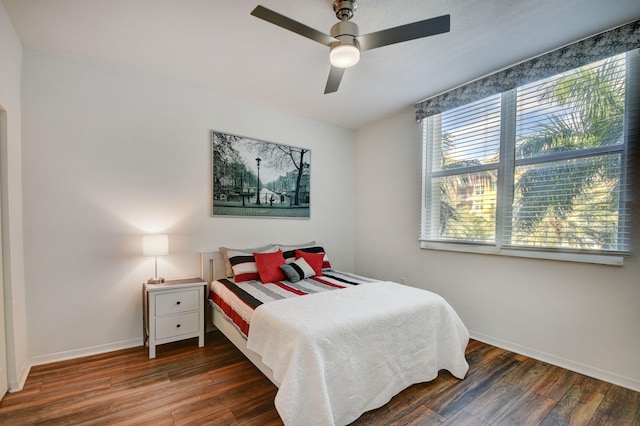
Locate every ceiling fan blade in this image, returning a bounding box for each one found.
[251,5,337,46]
[324,66,346,94]
[358,14,450,51]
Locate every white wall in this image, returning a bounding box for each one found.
[21,49,356,363]
[0,2,29,391]
[355,107,640,391]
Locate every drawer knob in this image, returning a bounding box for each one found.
[176,301,181,305]
[176,324,181,328]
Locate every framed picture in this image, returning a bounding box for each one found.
[211,131,311,218]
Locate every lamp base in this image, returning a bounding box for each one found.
[147,277,165,284]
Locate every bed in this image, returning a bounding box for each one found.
[201,246,469,426]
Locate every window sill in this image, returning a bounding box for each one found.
[419,241,625,266]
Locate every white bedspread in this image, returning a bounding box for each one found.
[246,281,469,426]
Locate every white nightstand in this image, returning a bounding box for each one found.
[143,277,207,359]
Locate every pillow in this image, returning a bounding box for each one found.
[254,250,287,283]
[280,257,316,283]
[220,244,275,277]
[296,246,332,270]
[277,241,317,263]
[295,250,325,276]
[226,247,276,282]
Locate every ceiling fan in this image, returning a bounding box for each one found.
[251,0,450,94]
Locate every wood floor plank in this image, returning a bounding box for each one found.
[1,333,639,426]
[463,358,550,423]
[531,364,581,401]
[441,409,490,425]
[386,404,445,425]
[428,350,523,418]
[0,377,112,423]
[589,384,640,425]
[172,405,238,426]
[218,374,278,413]
[540,375,611,426]
[492,390,557,425]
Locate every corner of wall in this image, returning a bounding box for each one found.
[8,359,30,393]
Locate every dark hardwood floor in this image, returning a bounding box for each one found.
[1,332,639,425]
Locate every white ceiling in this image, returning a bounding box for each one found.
[3,0,640,130]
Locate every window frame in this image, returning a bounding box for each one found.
[420,51,637,266]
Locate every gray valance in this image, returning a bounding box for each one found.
[415,19,640,121]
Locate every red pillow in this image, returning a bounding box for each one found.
[254,250,287,283]
[295,250,324,276]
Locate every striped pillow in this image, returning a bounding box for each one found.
[220,244,274,277]
[282,245,331,269]
[280,257,316,283]
[278,242,317,263]
[227,248,277,282]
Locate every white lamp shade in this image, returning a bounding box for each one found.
[143,234,169,256]
[330,44,360,68]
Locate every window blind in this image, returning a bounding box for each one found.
[420,50,637,259]
[506,55,630,252]
[422,95,501,243]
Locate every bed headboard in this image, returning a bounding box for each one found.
[200,251,226,284]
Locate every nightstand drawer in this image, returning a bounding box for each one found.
[155,289,200,315]
[155,312,200,339]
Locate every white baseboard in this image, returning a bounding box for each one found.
[8,359,31,393]
[30,338,143,368]
[469,330,640,393]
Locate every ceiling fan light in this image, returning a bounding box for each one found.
[330,44,360,68]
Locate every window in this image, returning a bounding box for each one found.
[420,50,637,264]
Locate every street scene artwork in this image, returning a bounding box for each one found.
[211,131,311,218]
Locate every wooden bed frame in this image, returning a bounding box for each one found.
[200,251,277,385]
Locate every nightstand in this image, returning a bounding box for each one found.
[143,277,207,359]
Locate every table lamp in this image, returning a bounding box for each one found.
[143,234,169,284]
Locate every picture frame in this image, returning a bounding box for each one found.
[211,131,311,218]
